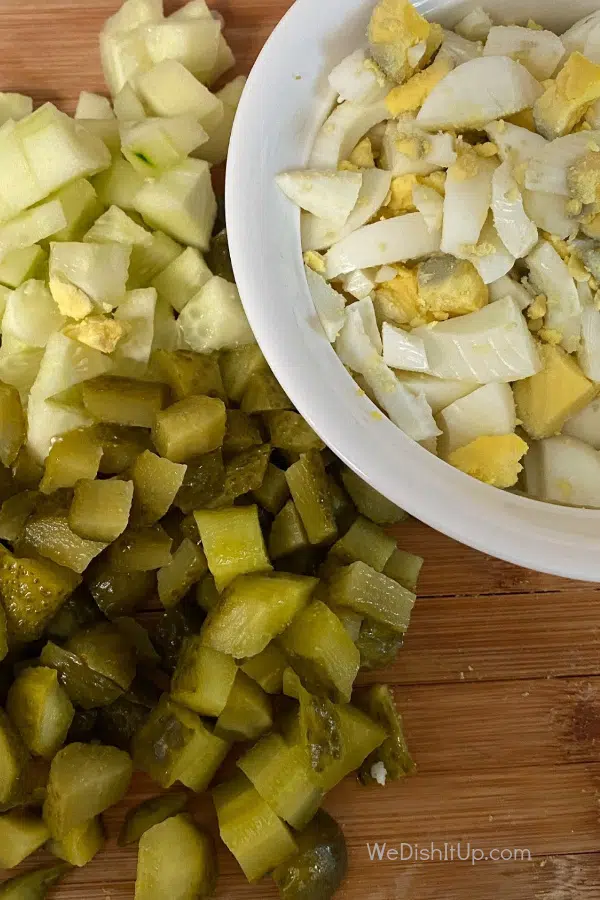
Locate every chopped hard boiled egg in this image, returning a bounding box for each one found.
[448,434,528,488]
[436,382,516,458]
[276,170,362,224]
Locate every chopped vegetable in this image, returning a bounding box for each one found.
[152,395,226,462]
[272,809,348,900]
[69,479,133,542]
[134,814,217,900]
[6,667,74,759]
[0,863,71,900]
[47,816,104,867]
[194,505,272,591]
[118,792,188,846]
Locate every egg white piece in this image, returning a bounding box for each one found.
[561,11,600,57]
[526,239,582,352]
[301,168,392,252]
[324,212,441,279]
[436,382,516,458]
[412,183,443,232]
[328,49,391,105]
[382,121,456,176]
[309,99,389,169]
[413,296,541,383]
[438,29,482,66]
[485,121,546,166]
[341,268,376,300]
[348,296,382,353]
[276,169,362,225]
[521,189,576,239]
[577,305,600,382]
[491,160,538,259]
[464,216,516,283]
[335,302,380,374]
[524,435,600,507]
[382,321,429,373]
[395,372,479,414]
[483,26,564,81]
[488,274,532,310]
[441,156,497,258]
[454,7,493,42]
[524,130,600,195]
[304,265,346,343]
[563,396,600,448]
[363,356,440,441]
[416,57,543,131]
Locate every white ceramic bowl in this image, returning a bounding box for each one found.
[226,0,600,582]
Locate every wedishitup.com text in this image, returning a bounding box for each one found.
[367,842,532,865]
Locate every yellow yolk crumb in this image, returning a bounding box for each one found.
[567,151,600,204]
[303,250,326,275]
[64,316,128,354]
[386,174,418,213]
[513,342,598,439]
[418,170,446,195]
[348,137,375,168]
[385,54,452,116]
[527,294,547,320]
[368,0,442,83]
[448,434,528,489]
[338,160,361,172]
[49,278,93,320]
[538,328,563,346]
[474,142,499,158]
[417,255,488,320]
[505,108,536,132]
[534,52,600,139]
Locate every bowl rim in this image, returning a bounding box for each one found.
[226,0,600,583]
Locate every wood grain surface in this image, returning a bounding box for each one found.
[2,2,600,899]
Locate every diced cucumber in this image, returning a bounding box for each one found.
[103,0,164,36]
[136,60,224,130]
[100,27,153,96]
[2,280,65,348]
[0,93,33,126]
[92,159,145,211]
[133,158,217,251]
[75,91,114,120]
[120,117,208,176]
[0,338,44,401]
[209,35,236,85]
[0,200,67,262]
[84,205,152,248]
[196,76,246,166]
[178,276,254,352]
[113,288,157,375]
[113,83,147,122]
[0,128,42,225]
[169,1,212,20]
[151,246,212,312]
[78,118,121,159]
[141,18,221,83]
[49,178,102,243]
[0,246,46,289]
[128,230,181,290]
[49,241,131,310]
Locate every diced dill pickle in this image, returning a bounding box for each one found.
[241,643,288,694]
[341,468,407,525]
[67,709,98,744]
[0,605,7,662]
[39,430,102,495]
[238,733,323,830]
[220,345,268,403]
[214,670,272,741]
[172,638,237,716]
[282,669,342,774]
[328,562,415,634]
[175,451,225,514]
[134,814,217,900]
[43,742,132,839]
[272,809,348,900]
[82,377,169,428]
[69,479,133,543]
[241,371,293,414]
[46,588,102,642]
[331,607,363,643]
[40,642,123,709]
[154,349,225,401]
[196,574,219,613]
[96,696,150,751]
[223,444,271,501]
[114,618,160,666]
[356,685,415,785]
[252,463,289,514]
[207,228,234,282]
[66,623,136,691]
[132,694,230,791]
[107,525,172,572]
[194,506,272,592]
[356,619,403,671]
[223,410,262,456]
[316,704,386,793]
[22,514,106,574]
[94,424,152,475]
[152,602,205,675]
[383,548,424,592]
[0,383,25,468]
[201,572,316,658]
[265,411,325,454]
[329,516,396,573]
[153,396,227,463]
[6,667,74,759]
[0,863,71,899]
[0,812,50,868]
[47,816,104,867]
[0,550,80,642]
[130,451,187,526]
[327,474,356,536]
[280,600,359,703]
[179,513,200,545]
[119,792,188,846]
[87,561,156,618]
[11,448,42,491]
[214,773,298,883]
[0,492,38,543]
[269,500,310,560]
[158,539,208,609]
[286,452,337,547]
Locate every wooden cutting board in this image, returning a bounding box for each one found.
[2,3,600,898]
